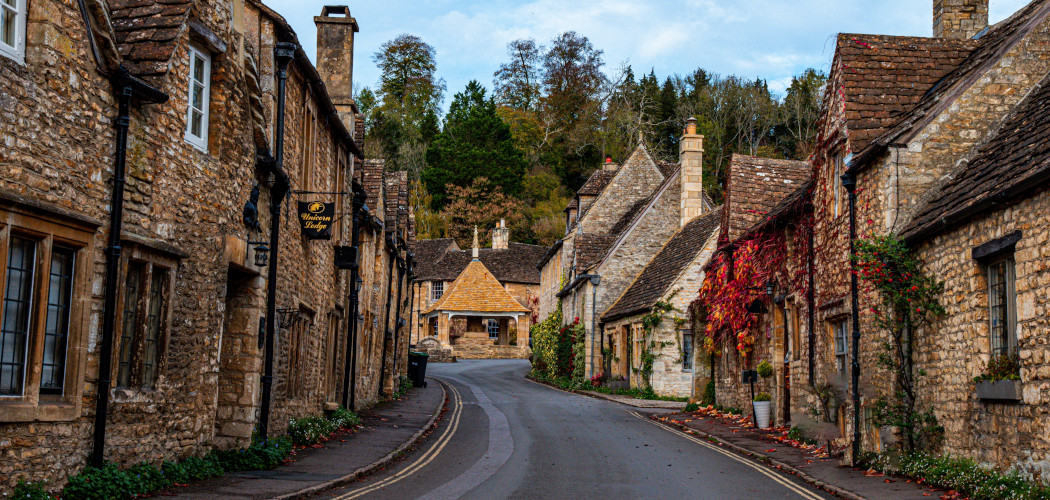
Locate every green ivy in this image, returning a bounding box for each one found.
[633,296,679,389]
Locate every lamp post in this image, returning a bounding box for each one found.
[841,171,862,465]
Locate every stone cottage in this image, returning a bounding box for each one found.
[0,0,411,491]
[538,120,713,386]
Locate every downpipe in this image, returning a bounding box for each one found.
[842,172,862,466]
[342,185,365,409]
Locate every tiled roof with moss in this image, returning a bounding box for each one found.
[724,155,811,242]
[422,260,529,314]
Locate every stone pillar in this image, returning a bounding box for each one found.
[314,6,360,130]
[517,315,530,347]
[933,0,988,39]
[679,117,705,226]
[437,313,450,345]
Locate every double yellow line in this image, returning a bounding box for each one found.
[332,380,464,500]
[629,411,825,500]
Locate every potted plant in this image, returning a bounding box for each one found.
[974,354,1022,402]
[753,392,772,428]
[756,360,774,379]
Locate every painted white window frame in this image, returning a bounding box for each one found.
[833,319,849,373]
[0,0,27,63]
[430,281,444,302]
[184,44,212,151]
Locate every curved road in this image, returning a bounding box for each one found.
[322,360,832,500]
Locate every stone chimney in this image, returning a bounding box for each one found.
[679,117,705,227]
[491,219,510,250]
[933,0,988,39]
[315,6,359,130]
[472,226,479,260]
[602,155,619,171]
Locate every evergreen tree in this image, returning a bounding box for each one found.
[423,81,528,207]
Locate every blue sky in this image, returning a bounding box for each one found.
[267,0,1029,104]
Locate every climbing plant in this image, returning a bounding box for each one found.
[854,235,945,452]
[633,294,681,389]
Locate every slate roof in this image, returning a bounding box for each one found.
[902,72,1050,242]
[723,155,811,241]
[602,208,723,322]
[383,170,408,231]
[577,169,617,196]
[422,260,529,314]
[413,241,547,284]
[573,232,617,272]
[834,33,978,154]
[850,1,1050,170]
[107,0,193,77]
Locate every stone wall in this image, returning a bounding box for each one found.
[914,188,1050,472]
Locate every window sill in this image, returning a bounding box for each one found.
[0,400,80,422]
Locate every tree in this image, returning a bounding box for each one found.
[440,177,527,248]
[493,39,543,111]
[777,69,826,159]
[423,81,528,207]
[373,34,446,129]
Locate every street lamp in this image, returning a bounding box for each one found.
[248,241,269,268]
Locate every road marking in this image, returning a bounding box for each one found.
[333,380,464,500]
[629,411,825,500]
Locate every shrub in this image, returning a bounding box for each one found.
[754,392,772,402]
[974,354,1021,383]
[160,456,223,484]
[212,436,292,471]
[10,481,55,500]
[63,462,158,500]
[329,407,362,429]
[530,304,563,377]
[683,402,700,412]
[861,452,1050,500]
[700,380,716,406]
[287,416,336,446]
[756,360,774,379]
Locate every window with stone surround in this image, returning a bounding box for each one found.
[114,260,172,390]
[184,43,212,151]
[0,203,95,422]
[300,104,317,192]
[830,152,844,218]
[0,0,26,63]
[431,281,444,302]
[831,319,849,373]
[987,257,1017,357]
[285,307,314,399]
[325,309,343,403]
[680,329,693,371]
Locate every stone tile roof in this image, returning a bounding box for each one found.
[573,232,617,272]
[361,159,385,214]
[564,198,578,213]
[902,72,1050,242]
[835,33,978,154]
[851,1,1050,170]
[577,169,617,196]
[656,160,679,178]
[383,171,408,232]
[724,155,811,242]
[422,260,529,314]
[413,241,546,284]
[602,208,722,322]
[107,0,193,77]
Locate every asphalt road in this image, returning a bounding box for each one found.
[321,359,832,500]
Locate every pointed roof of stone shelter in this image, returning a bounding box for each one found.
[423,260,529,314]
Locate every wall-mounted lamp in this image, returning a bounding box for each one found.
[248,241,270,268]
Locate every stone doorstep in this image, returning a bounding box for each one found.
[652,412,948,500]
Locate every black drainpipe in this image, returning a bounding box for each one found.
[378,235,397,397]
[92,68,167,468]
[259,41,297,441]
[842,172,862,466]
[342,185,366,409]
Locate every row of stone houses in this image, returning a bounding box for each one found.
[0,0,412,491]
[691,0,1050,473]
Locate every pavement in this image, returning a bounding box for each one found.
[318,359,833,500]
[647,409,950,500]
[172,380,446,500]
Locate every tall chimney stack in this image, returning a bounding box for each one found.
[679,117,704,227]
[933,0,988,39]
[315,6,359,130]
[491,219,510,250]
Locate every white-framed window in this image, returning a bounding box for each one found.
[430,281,444,302]
[184,44,212,151]
[987,257,1017,357]
[0,0,26,63]
[831,152,843,218]
[487,319,499,339]
[832,319,849,373]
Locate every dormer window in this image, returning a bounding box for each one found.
[0,0,26,63]
[184,44,212,151]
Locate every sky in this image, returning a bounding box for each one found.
[265,0,1030,105]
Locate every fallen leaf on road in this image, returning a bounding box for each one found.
[863,469,885,477]
[884,479,895,483]
[765,449,777,452]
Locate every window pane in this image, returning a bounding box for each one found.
[117,263,143,388]
[1,6,14,48]
[192,54,204,82]
[40,247,74,394]
[988,261,1009,356]
[1,237,35,396]
[192,82,204,110]
[190,111,202,138]
[142,269,166,389]
[682,332,693,370]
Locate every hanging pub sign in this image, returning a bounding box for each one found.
[297,201,335,239]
